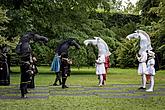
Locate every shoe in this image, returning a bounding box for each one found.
[62,85,69,89]
[21,95,28,98]
[146,89,153,92]
[99,84,102,87]
[102,82,106,86]
[25,89,30,93]
[52,83,58,86]
[138,87,146,90]
[64,85,69,88]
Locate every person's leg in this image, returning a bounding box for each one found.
[20,62,31,98]
[146,75,151,84]
[25,83,28,94]
[142,74,146,88]
[20,83,24,97]
[99,75,103,86]
[146,75,154,92]
[62,77,68,88]
[62,68,69,88]
[31,75,35,88]
[57,72,62,85]
[102,74,106,85]
[53,72,59,86]
[20,83,27,98]
[138,74,146,89]
[97,75,100,85]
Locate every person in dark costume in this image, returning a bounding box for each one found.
[60,52,72,88]
[51,38,80,86]
[0,44,10,86]
[16,32,48,98]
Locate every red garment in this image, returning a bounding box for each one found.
[105,56,110,68]
[103,74,106,80]
[146,75,151,83]
[103,56,110,81]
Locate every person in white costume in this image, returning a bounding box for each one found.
[95,54,106,86]
[146,50,156,92]
[136,51,148,89]
[127,30,153,90]
[84,37,111,86]
[126,30,152,55]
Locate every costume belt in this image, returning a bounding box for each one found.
[139,62,146,63]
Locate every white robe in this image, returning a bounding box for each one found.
[95,55,106,75]
[137,51,148,75]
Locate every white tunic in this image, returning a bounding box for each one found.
[95,55,106,75]
[137,51,148,75]
[147,58,155,75]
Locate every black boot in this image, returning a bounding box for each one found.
[21,88,25,98]
[62,77,68,89]
[57,72,62,85]
[53,72,61,86]
[53,78,58,86]
[53,73,59,86]
[59,78,62,85]
[21,85,27,98]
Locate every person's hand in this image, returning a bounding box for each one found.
[33,57,37,62]
[68,60,72,64]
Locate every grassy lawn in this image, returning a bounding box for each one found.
[0,66,165,110]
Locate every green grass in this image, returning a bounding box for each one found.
[0,66,165,110]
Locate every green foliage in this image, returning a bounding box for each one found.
[0,0,164,68]
[115,40,139,68]
[0,6,19,50]
[136,0,160,25]
[0,36,19,50]
[32,43,53,65]
[90,12,141,28]
[0,7,9,32]
[69,46,89,67]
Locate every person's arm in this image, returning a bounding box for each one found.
[137,52,147,62]
[96,55,105,64]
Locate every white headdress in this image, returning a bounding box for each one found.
[126,30,152,55]
[84,37,111,56]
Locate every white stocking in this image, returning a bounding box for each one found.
[142,74,146,88]
[149,76,154,90]
[99,75,103,86]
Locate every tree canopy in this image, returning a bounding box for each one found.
[0,0,165,69]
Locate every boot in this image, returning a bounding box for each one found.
[59,78,62,85]
[21,87,28,98]
[53,77,58,86]
[62,77,68,89]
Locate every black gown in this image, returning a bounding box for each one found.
[0,46,10,86]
